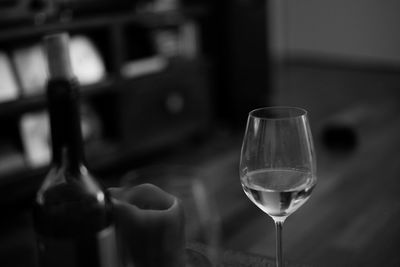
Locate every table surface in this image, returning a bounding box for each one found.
[188,243,312,267]
[0,213,304,267]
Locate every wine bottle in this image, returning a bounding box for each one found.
[33,33,119,267]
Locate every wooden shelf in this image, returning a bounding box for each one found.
[0,6,208,41]
[0,78,115,119]
[0,95,45,119]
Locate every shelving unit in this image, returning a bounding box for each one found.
[0,3,213,209]
[0,1,272,211]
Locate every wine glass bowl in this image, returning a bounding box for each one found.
[241,168,316,219]
[239,106,316,267]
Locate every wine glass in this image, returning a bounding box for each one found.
[239,106,317,267]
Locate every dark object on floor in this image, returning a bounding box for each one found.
[320,100,399,154]
[321,124,358,153]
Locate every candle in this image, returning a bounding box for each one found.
[109,183,186,267]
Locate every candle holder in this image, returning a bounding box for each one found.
[110,183,186,267]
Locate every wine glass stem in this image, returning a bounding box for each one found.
[275,220,284,267]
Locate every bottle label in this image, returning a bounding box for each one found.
[38,225,119,267]
[98,225,120,267]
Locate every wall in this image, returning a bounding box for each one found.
[269,0,400,65]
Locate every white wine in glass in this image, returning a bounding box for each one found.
[240,107,317,267]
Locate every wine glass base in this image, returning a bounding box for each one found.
[185,248,212,267]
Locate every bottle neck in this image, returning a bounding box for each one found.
[47,78,84,174]
[45,33,74,80]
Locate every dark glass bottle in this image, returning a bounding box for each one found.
[33,33,118,267]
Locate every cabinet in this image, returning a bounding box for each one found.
[0,1,272,210]
[0,3,212,208]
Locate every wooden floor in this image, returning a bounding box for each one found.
[111,62,400,267]
[1,62,400,267]
[216,62,400,267]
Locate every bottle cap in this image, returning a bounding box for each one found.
[44,32,74,79]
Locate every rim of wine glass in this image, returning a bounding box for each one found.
[249,106,308,120]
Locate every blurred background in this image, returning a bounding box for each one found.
[1,0,400,266]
